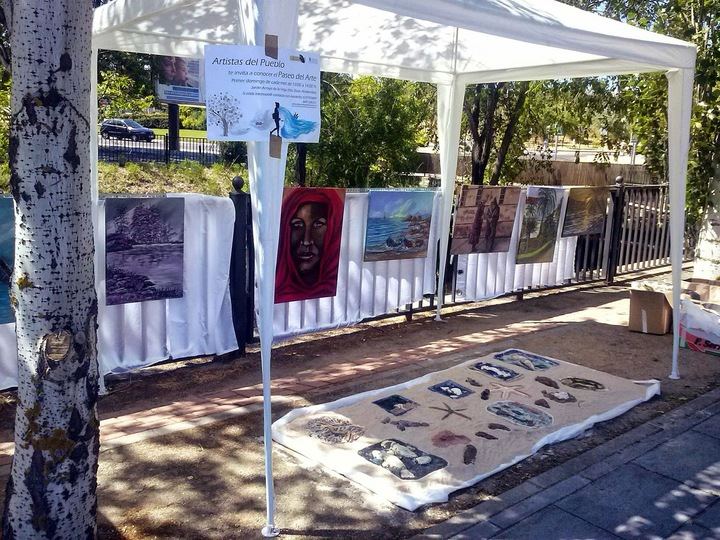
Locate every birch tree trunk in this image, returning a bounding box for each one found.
[2,0,99,538]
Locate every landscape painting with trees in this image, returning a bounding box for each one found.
[451,186,520,255]
[105,197,185,305]
[517,187,565,264]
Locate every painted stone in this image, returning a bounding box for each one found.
[465,377,483,387]
[463,444,477,465]
[471,362,522,382]
[534,399,551,409]
[358,439,447,480]
[495,349,559,371]
[475,431,498,440]
[542,390,577,403]
[561,377,606,391]
[481,389,490,400]
[381,417,430,432]
[428,380,474,399]
[488,423,511,431]
[487,401,553,428]
[307,416,365,445]
[535,376,559,389]
[373,394,419,416]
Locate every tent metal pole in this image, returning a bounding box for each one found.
[666,68,694,380]
[435,79,466,320]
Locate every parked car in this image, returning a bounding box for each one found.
[100,119,155,142]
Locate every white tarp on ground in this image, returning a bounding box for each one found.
[0,194,238,390]
[273,348,660,510]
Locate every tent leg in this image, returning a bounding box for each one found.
[666,68,694,380]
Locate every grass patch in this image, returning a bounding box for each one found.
[99,161,246,196]
[152,129,207,138]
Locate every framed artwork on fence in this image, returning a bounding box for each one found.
[450,186,520,255]
[0,198,14,325]
[275,187,346,304]
[561,187,609,237]
[517,187,565,264]
[105,197,185,306]
[363,190,435,262]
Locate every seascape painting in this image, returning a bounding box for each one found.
[516,187,565,265]
[561,187,609,237]
[275,188,346,304]
[105,197,185,306]
[450,186,520,255]
[363,190,435,262]
[0,198,13,324]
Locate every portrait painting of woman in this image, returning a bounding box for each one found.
[274,188,346,304]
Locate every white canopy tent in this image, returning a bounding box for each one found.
[93,0,696,534]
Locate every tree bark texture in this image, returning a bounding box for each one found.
[295,142,307,186]
[467,84,502,185]
[2,1,98,538]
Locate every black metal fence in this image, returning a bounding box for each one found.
[99,135,221,166]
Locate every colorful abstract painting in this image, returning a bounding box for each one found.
[275,187,346,304]
[0,198,13,324]
[105,197,185,305]
[516,187,565,265]
[450,186,520,255]
[363,190,435,262]
[561,187,609,237]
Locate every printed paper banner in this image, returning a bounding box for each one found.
[154,55,204,105]
[204,45,320,142]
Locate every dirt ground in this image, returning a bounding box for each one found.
[1,277,719,539]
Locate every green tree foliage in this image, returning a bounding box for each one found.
[296,73,435,188]
[97,70,154,119]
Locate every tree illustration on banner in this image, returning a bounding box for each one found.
[207,92,241,136]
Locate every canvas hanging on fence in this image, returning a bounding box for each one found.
[450,186,520,255]
[363,190,435,262]
[275,187,346,304]
[562,187,609,237]
[105,197,185,306]
[0,198,13,325]
[517,187,565,265]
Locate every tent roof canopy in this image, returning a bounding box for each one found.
[93,0,696,85]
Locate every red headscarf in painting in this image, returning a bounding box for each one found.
[274,187,346,304]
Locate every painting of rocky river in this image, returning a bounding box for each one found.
[0,198,13,324]
[105,197,185,305]
[363,190,435,262]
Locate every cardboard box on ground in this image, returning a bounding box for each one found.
[628,279,720,353]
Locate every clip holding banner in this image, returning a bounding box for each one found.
[265,34,279,59]
[269,134,282,158]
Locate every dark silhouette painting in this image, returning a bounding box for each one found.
[363,190,434,262]
[105,197,185,305]
[0,198,13,324]
[275,187,346,304]
[561,187,609,237]
[451,186,520,255]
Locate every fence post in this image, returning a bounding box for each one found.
[228,175,254,356]
[606,175,625,283]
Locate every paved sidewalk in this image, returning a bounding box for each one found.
[415,388,720,540]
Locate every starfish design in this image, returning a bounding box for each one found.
[428,402,472,421]
[488,382,531,400]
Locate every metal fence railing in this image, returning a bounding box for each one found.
[98,135,221,166]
